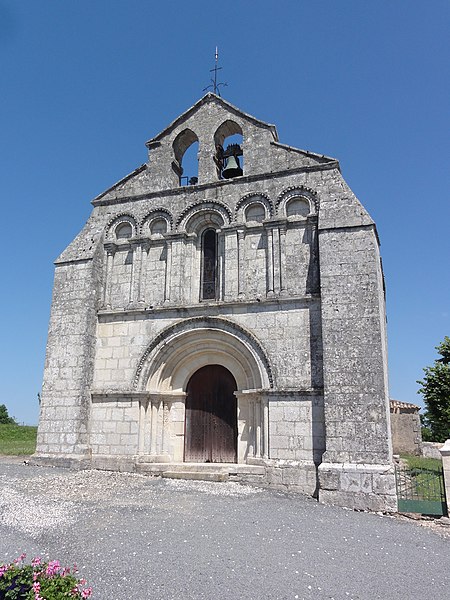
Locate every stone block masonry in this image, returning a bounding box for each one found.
[35,93,395,511]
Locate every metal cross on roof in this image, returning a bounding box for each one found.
[203,47,227,96]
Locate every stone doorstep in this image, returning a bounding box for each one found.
[162,471,229,482]
[135,462,266,479]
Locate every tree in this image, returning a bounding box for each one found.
[0,404,16,425]
[417,336,450,442]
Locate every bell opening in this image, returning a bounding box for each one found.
[220,140,243,180]
[215,132,244,180]
[179,140,199,186]
[222,153,243,179]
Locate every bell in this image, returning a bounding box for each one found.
[222,155,243,179]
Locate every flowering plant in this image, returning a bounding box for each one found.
[0,554,92,599]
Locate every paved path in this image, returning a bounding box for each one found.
[0,461,449,600]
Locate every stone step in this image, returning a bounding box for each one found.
[136,462,266,476]
[162,471,229,482]
[135,462,267,482]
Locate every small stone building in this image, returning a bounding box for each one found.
[36,94,396,511]
[390,400,422,455]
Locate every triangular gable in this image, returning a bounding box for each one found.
[146,93,279,147]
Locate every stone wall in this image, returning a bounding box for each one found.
[422,442,444,460]
[37,250,102,463]
[390,401,422,455]
[36,94,395,511]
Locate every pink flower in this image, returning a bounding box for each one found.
[81,587,93,598]
[0,565,7,577]
[32,557,42,567]
[46,560,61,577]
[14,553,26,564]
[33,580,42,600]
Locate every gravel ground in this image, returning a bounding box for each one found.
[0,460,449,600]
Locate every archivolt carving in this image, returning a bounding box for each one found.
[176,200,232,231]
[140,209,173,235]
[234,193,273,222]
[133,316,274,391]
[172,128,199,165]
[214,120,244,148]
[276,186,319,216]
[105,213,138,240]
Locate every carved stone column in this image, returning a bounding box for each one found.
[164,238,172,303]
[129,241,143,306]
[161,400,171,455]
[237,391,267,462]
[138,398,149,455]
[223,227,238,301]
[237,229,246,297]
[137,393,186,463]
[262,395,269,459]
[265,226,275,296]
[279,225,287,293]
[217,229,225,301]
[255,400,261,458]
[271,228,281,295]
[248,398,255,457]
[138,241,149,305]
[103,243,117,309]
[150,399,159,455]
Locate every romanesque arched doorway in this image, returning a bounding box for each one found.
[184,364,237,463]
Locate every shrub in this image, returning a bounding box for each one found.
[0,555,92,599]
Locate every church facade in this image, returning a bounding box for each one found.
[36,94,397,511]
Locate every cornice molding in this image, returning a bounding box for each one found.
[91,162,339,208]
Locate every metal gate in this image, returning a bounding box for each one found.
[395,465,447,516]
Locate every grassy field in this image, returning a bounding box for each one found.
[400,453,442,472]
[0,424,38,455]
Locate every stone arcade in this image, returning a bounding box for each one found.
[35,94,397,511]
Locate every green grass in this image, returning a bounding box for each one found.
[0,424,38,455]
[399,454,445,503]
[400,453,442,472]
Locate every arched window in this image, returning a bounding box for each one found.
[245,203,266,224]
[172,128,199,186]
[201,229,217,300]
[150,218,167,236]
[180,140,199,186]
[286,197,310,218]
[214,121,244,180]
[116,222,132,240]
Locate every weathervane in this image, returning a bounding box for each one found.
[203,47,227,96]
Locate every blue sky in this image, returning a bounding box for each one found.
[1,0,449,425]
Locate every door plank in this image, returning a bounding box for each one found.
[185,365,237,463]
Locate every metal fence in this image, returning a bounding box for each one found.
[395,465,447,516]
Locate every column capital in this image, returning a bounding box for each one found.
[148,392,187,404]
[104,242,117,255]
[130,239,144,250]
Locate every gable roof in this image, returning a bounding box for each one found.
[390,399,421,412]
[146,93,279,147]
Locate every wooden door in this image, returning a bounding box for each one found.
[184,364,237,463]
